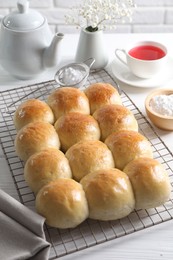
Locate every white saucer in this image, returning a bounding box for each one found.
[110,56,173,88]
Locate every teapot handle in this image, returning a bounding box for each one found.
[17,0,29,13]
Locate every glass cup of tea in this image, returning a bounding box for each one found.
[115,41,167,78]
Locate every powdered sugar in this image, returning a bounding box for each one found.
[150,94,173,116]
[59,67,85,85]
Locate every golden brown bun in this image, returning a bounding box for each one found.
[80,168,135,221]
[24,148,72,194]
[54,112,100,152]
[105,130,153,170]
[66,140,115,181]
[15,122,60,161]
[85,82,122,114]
[35,179,89,228]
[47,87,90,120]
[93,104,138,141]
[124,158,171,209]
[13,99,54,131]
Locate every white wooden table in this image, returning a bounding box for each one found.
[1,33,173,260]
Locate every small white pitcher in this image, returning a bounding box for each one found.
[75,29,108,70]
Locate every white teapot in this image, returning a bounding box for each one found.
[0,0,64,79]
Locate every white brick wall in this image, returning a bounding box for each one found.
[0,0,173,33]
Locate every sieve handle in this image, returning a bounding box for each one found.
[83,58,95,69]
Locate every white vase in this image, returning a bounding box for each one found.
[75,29,108,70]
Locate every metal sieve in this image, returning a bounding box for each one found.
[54,58,95,88]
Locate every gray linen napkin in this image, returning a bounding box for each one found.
[0,189,50,260]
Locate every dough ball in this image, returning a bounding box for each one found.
[93,104,138,141]
[54,112,100,152]
[47,87,90,120]
[124,157,171,209]
[36,179,89,228]
[24,148,72,194]
[66,140,115,181]
[15,122,60,161]
[14,99,54,130]
[105,130,153,170]
[80,168,135,221]
[85,82,122,114]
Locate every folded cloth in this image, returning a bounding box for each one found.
[0,189,50,260]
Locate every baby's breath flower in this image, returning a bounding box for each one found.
[65,0,136,32]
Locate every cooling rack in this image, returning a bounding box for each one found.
[0,70,173,260]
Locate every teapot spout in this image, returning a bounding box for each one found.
[43,33,64,68]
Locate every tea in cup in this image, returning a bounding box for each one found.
[115,41,167,78]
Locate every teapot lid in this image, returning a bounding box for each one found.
[3,0,45,31]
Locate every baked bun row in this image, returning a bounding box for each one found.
[14,82,122,130]
[35,158,171,228]
[14,104,138,160]
[13,82,171,229]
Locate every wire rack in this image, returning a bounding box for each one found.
[0,70,173,260]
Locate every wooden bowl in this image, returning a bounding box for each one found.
[145,89,173,130]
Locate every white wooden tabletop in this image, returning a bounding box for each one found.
[0,33,173,260]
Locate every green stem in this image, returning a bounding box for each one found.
[85,26,99,32]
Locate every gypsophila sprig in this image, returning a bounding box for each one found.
[65,0,136,32]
